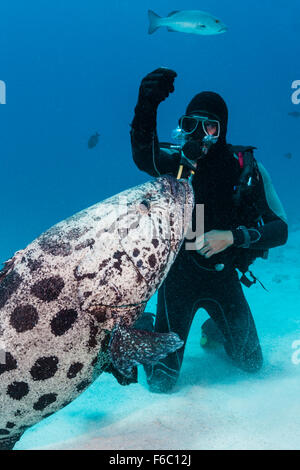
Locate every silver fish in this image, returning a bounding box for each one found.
[0,175,194,450]
[148,9,228,36]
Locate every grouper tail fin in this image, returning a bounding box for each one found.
[109,324,183,379]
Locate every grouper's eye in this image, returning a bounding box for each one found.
[138,199,151,213]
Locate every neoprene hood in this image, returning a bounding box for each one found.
[186,91,228,146]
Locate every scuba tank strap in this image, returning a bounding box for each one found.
[230,144,257,165]
[229,144,258,205]
[158,142,196,180]
[240,270,269,291]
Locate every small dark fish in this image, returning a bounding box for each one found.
[284,152,292,159]
[288,111,300,118]
[88,132,100,149]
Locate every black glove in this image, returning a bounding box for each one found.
[137,67,177,109]
[132,67,177,131]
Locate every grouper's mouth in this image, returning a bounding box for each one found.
[162,174,192,202]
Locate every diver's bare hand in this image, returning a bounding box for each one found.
[196,230,234,258]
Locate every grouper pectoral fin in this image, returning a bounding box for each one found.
[0,433,24,450]
[109,324,184,379]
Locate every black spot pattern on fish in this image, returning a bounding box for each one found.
[137,260,143,268]
[10,305,39,333]
[135,270,144,285]
[76,380,91,392]
[67,362,83,379]
[90,306,107,323]
[99,258,109,270]
[151,239,159,248]
[133,248,140,257]
[148,254,157,268]
[91,356,98,367]
[31,276,65,302]
[0,270,22,309]
[65,226,89,241]
[88,323,99,348]
[39,235,72,257]
[27,258,42,273]
[98,276,108,287]
[112,250,126,274]
[75,239,95,251]
[50,309,78,336]
[33,393,57,411]
[6,422,15,429]
[0,353,17,376]
[7,381,29,400]
[162,247,168,257]
[73,267,96,281]
[0,429,10,435]
[30,356,59,381]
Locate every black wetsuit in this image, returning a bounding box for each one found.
[130,93,288,392]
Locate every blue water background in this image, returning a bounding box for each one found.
[0,0,299,263]
[1,0,300,451]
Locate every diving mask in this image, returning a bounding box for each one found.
[172,114,221,181]
[179,114,220,140]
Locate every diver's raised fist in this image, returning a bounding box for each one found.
[138,67,177,108]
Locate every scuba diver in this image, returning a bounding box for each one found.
[130,68,288,393]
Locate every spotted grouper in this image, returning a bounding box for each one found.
[0,175,194,450]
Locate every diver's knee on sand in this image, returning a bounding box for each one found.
[224,342,264,373]
[145,363,179,393]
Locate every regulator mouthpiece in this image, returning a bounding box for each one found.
[201,134,218,155]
